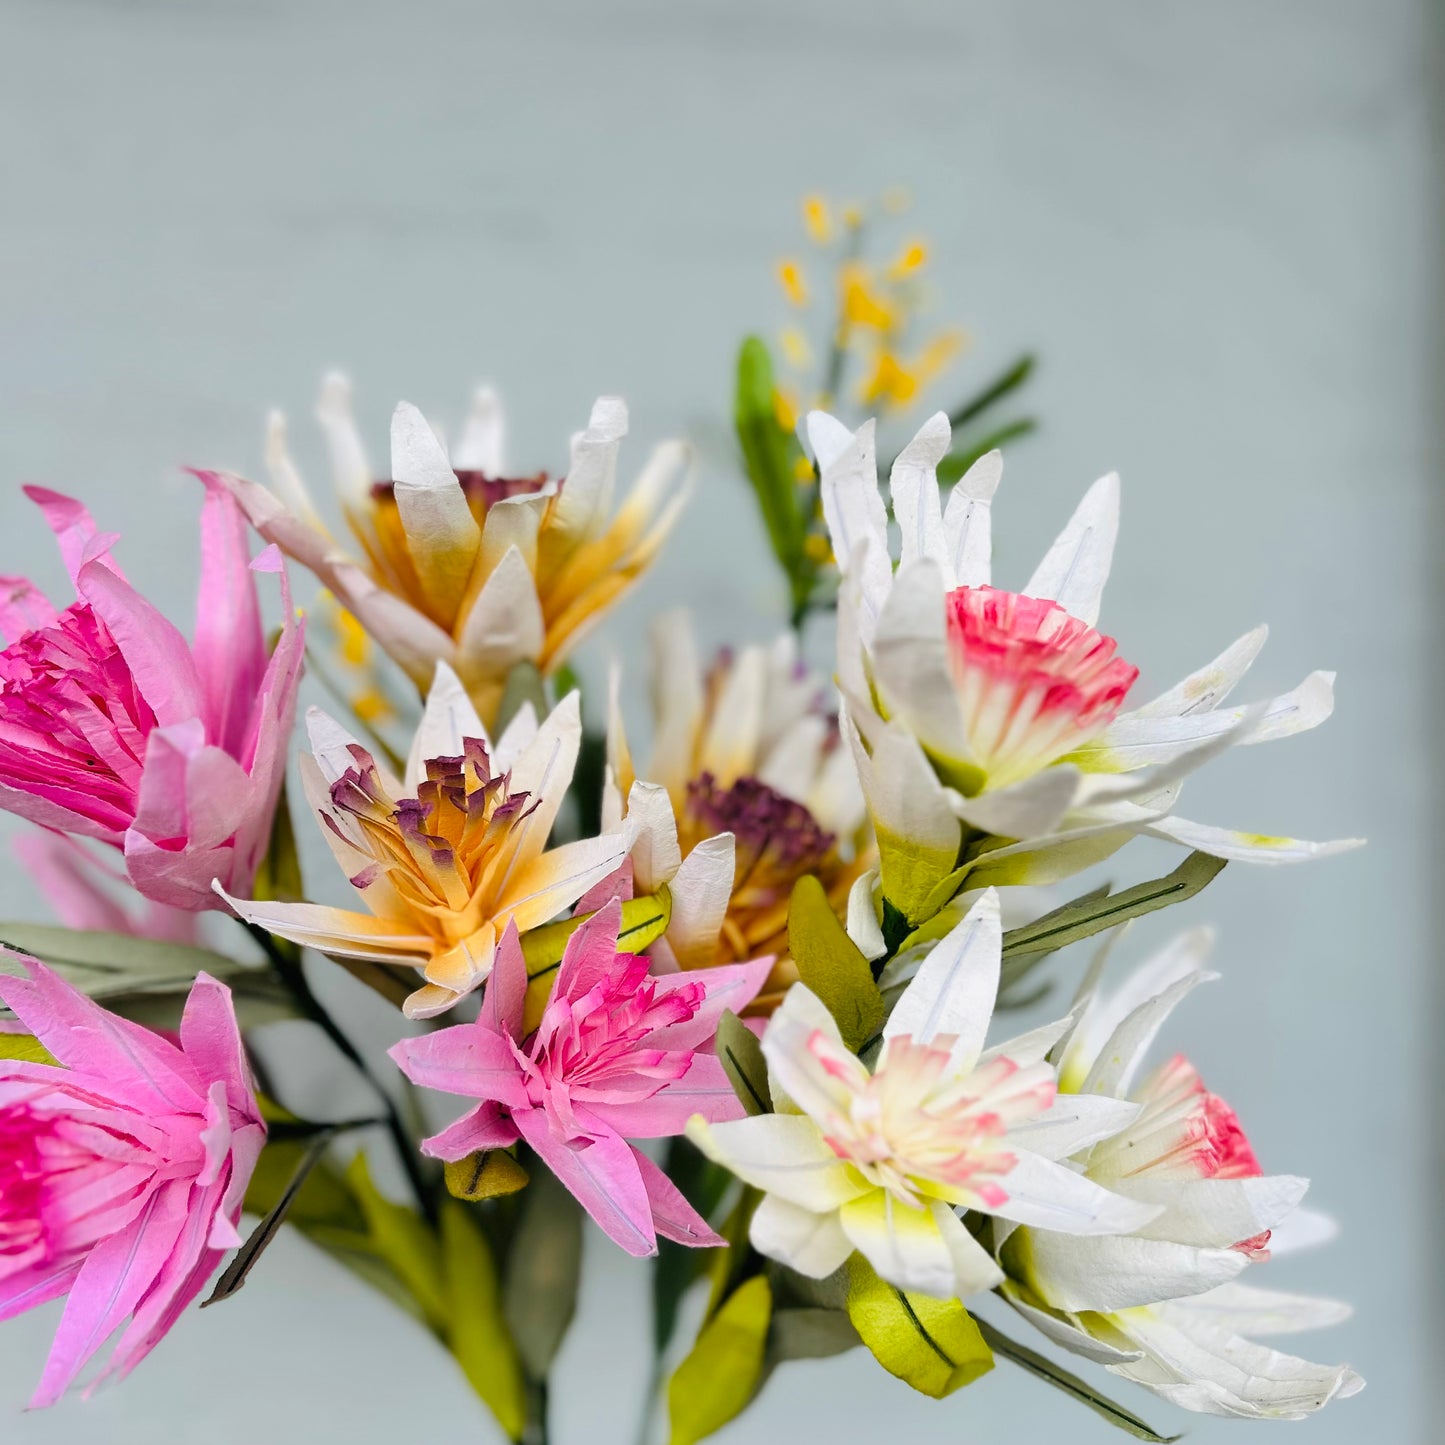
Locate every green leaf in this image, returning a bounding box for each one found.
[735,336,812,613]
[445,1151,529,1202]
[999,851,1226,988]
[938,419,1037,485]
[653,1136,736,1355]
[846,1257,993,1399]
[715,1010,771,1116]
[521,889,672,1028]
[502,1167,583,1380]
[206,1127,339,1306]
[667,1274,773,1445]
[945,353,1036,432]
[975,1317,1179,1442]
[0,1032,55,1064]
[768,1305,860,1363]
[786,876,884,1051]
[442,1200,529,1442]
[346,1153,447,1332]
[0,926,296,1030]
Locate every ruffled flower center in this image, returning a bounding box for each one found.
[0,1106,57,1269]
[809,1031,1053,1211]
[0,602,155,836]
[327,739,536,945]
[943,586,1138,790]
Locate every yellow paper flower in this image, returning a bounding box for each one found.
[219,377,690,726]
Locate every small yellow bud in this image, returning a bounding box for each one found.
[802,194,833,245]
[804,533,835,564]
[780,326,812,369]
[772,385,800,433]
[776,259,808,307]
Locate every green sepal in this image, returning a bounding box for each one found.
[715,1009,771,1116]
[845,1256,993,1399]
[786,876,884,1051]
[445,1150,530,1202]
[667,1274,773,1445]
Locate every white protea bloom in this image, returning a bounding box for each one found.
[812,409,1359,916]
[220,376,689,727]
[220,662,630,1018]
[996,928,1363,1420]
[688,890,1160,1300]
[599,614,867,1008]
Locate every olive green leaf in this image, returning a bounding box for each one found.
[787,876,884,1051]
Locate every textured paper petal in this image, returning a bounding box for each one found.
[749,1194,852,1279]
[687,1113,866,1212]
[1024,472,1120,626]
[941,449,1003,589]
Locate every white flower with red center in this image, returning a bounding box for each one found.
[688,890,1160,1301]
[812,408,1358,919]
[996,927,1363,1420]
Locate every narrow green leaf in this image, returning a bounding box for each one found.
[445,1150,529,1202]
[442,1200,529,1442]
[975,1317,1179,1442]
[715,1010,771,1117]
[346,1153,447,1332]
[999,852,1226,986]
[786,876,884,1051]
[502,1167,583,1380]
[205,1127,338,1306]
[937,419,1037,484]
[846,1257,993,1399]
[945,353,1036,432]
[668,1274,773,1445]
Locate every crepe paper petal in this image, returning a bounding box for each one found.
[999,1280,1145,1365]
[890,411,951,574]
[991,1151,1163,1235]
[22,486,123,586]
[632,1148,726,1248]
[664,832,737,970]
[750,1194,854,1279]
[942,449,1003,589]
[453,385,506,474]
[1168,1281,1352,1336]
[405,659,491,790]
[846,869,887,961]
[1142,814,1366,865]
[0,574,58,640]
[1023,471,1120,627]
[1129,625,1269,719]
[1125,1175,1309,1249]
[813,414,890,631]
[839,1190,984,1300]
[623,781,683,896]
[884,889,1001,1074]
[1005,1095,1142,1163]
[687,1114,866,1213]
[1081,966,1216,1102]
[951,767,1082,841]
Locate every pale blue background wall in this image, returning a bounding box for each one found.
[0,2,1432,1441]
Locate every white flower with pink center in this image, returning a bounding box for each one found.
[810,407,1358,922]
[996,927,1363,1420]
[688,890,1160,1301]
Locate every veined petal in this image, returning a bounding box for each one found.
[1168,1280,1352,1336]
[999,1280,1145,1365]
[1124,1174,1309,1249]
[686,1113,866,1212]
[213,886,432,963]
[633,1149,726,1249]
[890,411,951,576]
[1129,625,1269,719]
[1023,472,1119,627]
[497,833,631,934]
[942,449,1003,589]
[1005,1095,1141,1163]
[813,414,889,636]
[1142,815,1365,865]
[991,1152,1162,1235]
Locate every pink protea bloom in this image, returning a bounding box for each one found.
[943,585,1139,790]
[0,960,265,1406]
[389,899,771,1257]
[0,479,304,910]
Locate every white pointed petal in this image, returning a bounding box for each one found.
[493,699,539,775]
[1129,625,1269,719]
[1021,1230,1250,1312]
[1267,1205,1339,1255]
[549,396,628,551]
[749,1196,853,1279]
[812,414,890,635]
[1000,1281,1144,1364]
[452,385,505,474]
[1170,1281,1352,1337]
[890,411,951,577]
[871,558,972,763]
[700,644,767,783]
[1126,1175,1309,1249]
[263,410,327,531]
[502,691,583,860]
[305,706,404,795]
[456,544,546,674]
[992,1152,1162,1236]
[624,780,682,893]
[980,1011,1077,1070]
[757,714,827,803]
[327,560,458,689]
[953,767,1081,838]
[1143,815,1366,865]
[1024,472,1119,626]
[1005,1095,1141,1163]
[846,868,886,961]
[687,1114,865,1212]
[665,832,735,969]
[646,610,704,792]
[479,492,547,575]
[942,449,1003,589]
[809,729,868,838]
[500,833,630,932]
[762,983,857,1120]
[1081,671,1335,773]
[885,889,1001,1074]
[316,372,373,516]
[1081,967,1216,1100]
[837,1190,995,1299]
[406,660,489,789]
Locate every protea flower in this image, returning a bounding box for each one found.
[0,481,303,911]
[222,375,690,726]
[812,409,1358,920]
[688,891,1159,1300]
[0,961,265,1406]
[220,662,629,1018]
[390,900,770,1257]
[602,615,868,1008]
[996,928,1363,1420]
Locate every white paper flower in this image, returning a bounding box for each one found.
[997,928,1363,1420]
[812,409,1360,913]
[688,890,1160,1300]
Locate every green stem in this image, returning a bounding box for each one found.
[239,919,437,1225]
[522,1376,551,1445]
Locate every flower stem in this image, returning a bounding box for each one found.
[239,919,437,1225]
[522,1376,551,1445]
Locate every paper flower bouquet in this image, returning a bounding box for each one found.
[0,205,1362,1442]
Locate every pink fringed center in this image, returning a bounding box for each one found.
[944,586,1138,788]
[0,604,155,838]
[0,1107,55,1272]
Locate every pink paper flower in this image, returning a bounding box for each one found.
[0,478,304,910]
[389,900,770,1257]
[0,960,265,1406]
